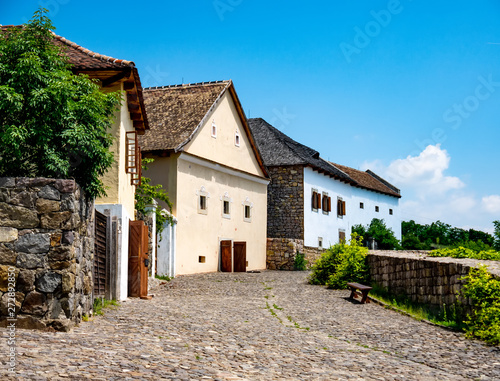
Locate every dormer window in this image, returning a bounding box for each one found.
[211,121,217,138]
[235,130,240,147]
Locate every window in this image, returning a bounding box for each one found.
[389,208,393,215]
[199,256,206,263]
[211,121,217,138]
[318,237,323,248]
[322,193,332,215]
[339,230,346,243]
[375,206,379,212]
[197,186,209,215]
[360,202,364,209]
[221,192,231,219]
[311,189,321,211]
[243,197,253,222]
[235,130,240,147]
[337,198,346,217]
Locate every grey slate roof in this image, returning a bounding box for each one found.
[248,118,401,198]
[247,118,353,182]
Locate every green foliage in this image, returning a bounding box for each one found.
[361,218,400,250]
[494,220,500,251]
[351,224,366,239]
[402,220,495,249]
[93,298,119,316]
[155,274,172,281]
[135,158,174,236]
[0,9,120,198]
[460,266,500,345]
[293,251,307,271]
[428,247,500,261]
[453,240,492,252]
[309,233,369,289]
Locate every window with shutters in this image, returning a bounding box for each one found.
[337,197,346,218]
[126,131,141,186]
[322,192,331,215]
[311,189,321,212]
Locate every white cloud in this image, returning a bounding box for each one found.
[384,145,464,196]
[361,144,494,232]
[482,195,500,214]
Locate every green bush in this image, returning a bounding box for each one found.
[428,247,500,261]
[293,251,307,271]
[460,265,500,345]
[309,234,369,289]
[401,234,431,250]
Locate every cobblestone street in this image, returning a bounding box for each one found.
[1,271,500,380]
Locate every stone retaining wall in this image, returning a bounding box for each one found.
[367,250,500,310]
[0,177,94,331]
[266,238,326,270]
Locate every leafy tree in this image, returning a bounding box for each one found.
[351,224,366,239]
[366,218,401,250]
[494,220,500,251]
[0,9,120,198]
[135,158,173,236]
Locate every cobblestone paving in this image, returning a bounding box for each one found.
[1,271,500,380]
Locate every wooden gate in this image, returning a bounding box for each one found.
[128,220,149,298]
[94,210,108,297]
[220,240,232,272]
[233,242,246,272]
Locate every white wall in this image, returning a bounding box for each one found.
[303,167,401,248]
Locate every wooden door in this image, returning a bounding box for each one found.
[233,242,246,272]
[94,210,108,297]
[220,240,232,272]
[129,220,149,297]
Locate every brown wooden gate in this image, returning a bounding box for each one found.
[94,210,108,297]
[220,240,232,272]
[233,242,246,272]
[128,220,149,298]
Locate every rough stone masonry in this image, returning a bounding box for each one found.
[0,177,94,331]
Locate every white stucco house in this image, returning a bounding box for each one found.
[248,118,401,253]
[139,81,270,276]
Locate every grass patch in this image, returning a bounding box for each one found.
[370,284,465,331]
[93,298,120,316]
[156,274,172,281]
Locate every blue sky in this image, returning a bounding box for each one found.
[2,0,500,233]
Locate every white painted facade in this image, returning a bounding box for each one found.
[303,167,401,248]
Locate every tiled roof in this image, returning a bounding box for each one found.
[140,81,231,152]
[332,163,401,198]
[248,118,401,198]
[52,33,135,70]
[247,118,353,183]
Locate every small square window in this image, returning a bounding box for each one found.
[360,202,364,209]
[199,256,206,263]
[211,121,217,138]
[222,193,231,219]
[235,130,240,147]
[389,209,393,215]
[318,237,323,248]
[197,187,209,215]
[375,206,379,212]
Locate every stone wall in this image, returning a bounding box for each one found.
[0,177,94,331]
[303,246,325,266]
[367,250,500,310]
[266,238,303,270]
[267,166,304,239]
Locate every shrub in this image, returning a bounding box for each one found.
[428,247,500,261]
[309,234,369,289]
[293,251,307,271]
[460,265,500,345]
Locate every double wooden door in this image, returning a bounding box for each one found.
[220,240,246,272]
[128,220,149,297]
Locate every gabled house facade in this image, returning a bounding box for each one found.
[248,118,401,266]
[140,81,269,275]
[51,34,149,300]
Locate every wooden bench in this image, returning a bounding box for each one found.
[347,282,372,304]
